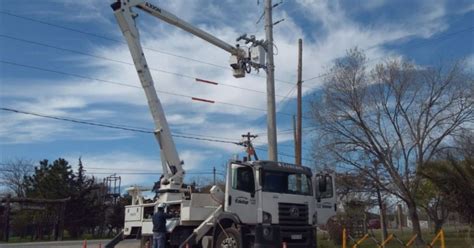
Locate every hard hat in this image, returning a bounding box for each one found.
[158,203,166,208]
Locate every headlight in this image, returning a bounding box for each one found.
[263,211,272,224]
[262,226,273,240]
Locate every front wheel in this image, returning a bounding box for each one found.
[215,227,241,248]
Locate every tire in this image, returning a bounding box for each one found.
[215,227,241,248]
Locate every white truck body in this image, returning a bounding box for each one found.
[123,160,320,247]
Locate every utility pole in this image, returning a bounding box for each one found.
[213,166,216,185]
[264,0,278,161]
[293,115,297,164]
[242,132,259,161]
[296,38,303,166]
[2,194,10,242]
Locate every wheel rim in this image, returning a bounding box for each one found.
[220,235,238,248]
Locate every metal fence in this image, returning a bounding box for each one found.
[341,228,446,248]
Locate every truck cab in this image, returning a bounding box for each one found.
[222,160,316,248]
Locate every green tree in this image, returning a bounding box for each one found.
[23,158,106,239]
[421,158,474,225]
[23,158,74,240]
[66,158,109,238]
[415,175,450,233]
[24,158,74,199]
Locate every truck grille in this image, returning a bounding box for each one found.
[278,203,308,226]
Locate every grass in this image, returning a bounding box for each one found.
[317,227,473,248]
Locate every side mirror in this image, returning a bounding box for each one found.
[318,175,327,193]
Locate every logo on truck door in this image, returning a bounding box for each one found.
[317,202,333,209]
[235,196,249,205]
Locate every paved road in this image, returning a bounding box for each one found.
[0,239,140,248]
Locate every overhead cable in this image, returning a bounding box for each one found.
[0,10,298,86]
[0,60,307,118]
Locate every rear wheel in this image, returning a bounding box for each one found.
[215,227,241,248]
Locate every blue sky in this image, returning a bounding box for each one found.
[1,0,473,188]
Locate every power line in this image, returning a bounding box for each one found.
[0,167,225,176]
[1,107,314,164]
[273,82,299,119]
[0,34,292,99]
[84,167,225,174]
[256,125,317,136]
[0,107,242,145]
[0,11,227,69]
[1,107,151,133]
[254,146,315,163]
[253,140,313,153]
[0,162,227,174]
[0,60,302,117]
[0,10,298,86]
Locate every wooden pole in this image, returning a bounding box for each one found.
[2,194,11,242]
[293,115,297,164]
[264,0,278,161]
[58,202,66,241]
[213,166,216,185]
[296,38,303,166]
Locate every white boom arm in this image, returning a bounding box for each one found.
[111,0,246,190]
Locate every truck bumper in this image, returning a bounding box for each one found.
[254,224,315,248]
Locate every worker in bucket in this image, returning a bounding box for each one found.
[153,203,173,248]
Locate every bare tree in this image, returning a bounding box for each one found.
[0,159,34,197]
[311,49,473,243]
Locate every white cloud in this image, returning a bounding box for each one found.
[167,114,206,126]
[359,0,386,11]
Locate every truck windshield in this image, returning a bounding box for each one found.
[261,170,312,195]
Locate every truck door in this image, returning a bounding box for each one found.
[314,173,337,225]
[225,164,257,224]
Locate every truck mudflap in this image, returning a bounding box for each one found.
[254,224,315,248]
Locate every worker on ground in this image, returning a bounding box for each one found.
[153,203,172,248]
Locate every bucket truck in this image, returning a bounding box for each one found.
[110,1,336,247]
